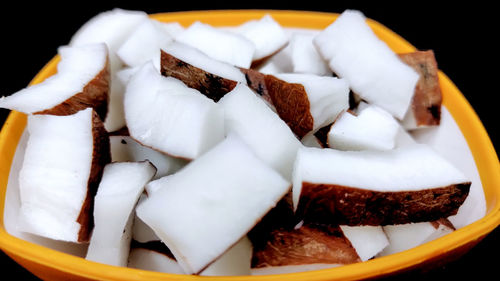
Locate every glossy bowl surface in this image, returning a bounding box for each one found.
[0,9,499,281]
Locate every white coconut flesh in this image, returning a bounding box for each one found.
[86,161,156,266]
[136,134,290,274]
[379,221,454,256]
[292,144,470,210]
[17,108,100,242]
[290,33,331,76]
[128,248,185,274]
[0,44,108,114]
[301,132,323,148]
[116,19,174,70]
[132,194,161,243]
[313,10,419,119]
[327,105,400,151]
[124,61,224,159]
[218,84,302,180]
[161,41,247,84]
[236,14,289,62]
[340,225,389,261]
[109,136,187,180]
[275,73,350,131]
[175,21,255,68]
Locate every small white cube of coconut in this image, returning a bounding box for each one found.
[327,105,400,151]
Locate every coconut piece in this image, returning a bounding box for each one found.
[124,62,224,160]
[0,44,109,121]
[293,145,471,226]
[176,21,255,68]
[160,42,246,102]
[379,219,455,256]
[85,161,156,266]
[290,33,331,76]
[17,108,110,243]
[236,14,289,67]
[339,225,388,261]
[251,223,361,273]
[128,237,252,276]
[327,105,400,151]
[241,68,313,138]
[301,133,323,148]
[109,136,187,180]
[399,50,442,129]
[275,73,349,132]
[69,8,148,72]
[136,134,290,274]
[116,19,175,70]
[411,106,486,229]
[128,243,184,274]
[313,10,419,119]
[218,84,302,179]
[256,43,293,74]
[132,194,161,243]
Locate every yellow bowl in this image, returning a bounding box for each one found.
[1,9,499,281]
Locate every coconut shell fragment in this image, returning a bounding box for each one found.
[296,183,470,226]
[399,50,442,128]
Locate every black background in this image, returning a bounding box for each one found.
[0,2,498,280]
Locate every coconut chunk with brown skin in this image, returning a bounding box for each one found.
[293,145,471,226]
[235,14,289,68]
[0,44,109,121]
[251,223,361,274]
[399,50,442,129]
[379,219,455,256]
[17,108,110,243]
[85,161,156,266]
[136,134,290,274]
[313,10,419,120]
[241,68,314,138]
[160,42,246,102]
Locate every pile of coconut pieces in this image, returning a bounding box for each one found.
[0,8,474,276]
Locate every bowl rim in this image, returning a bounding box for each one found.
[1,9,499,281]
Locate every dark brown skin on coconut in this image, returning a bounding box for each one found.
[398,50,442,126]
[34,59,110,122]
[252,223,360,268]
[76,110,111,242]
[160,50,238,102]
[241,68,314,139]
[296,182,470,226]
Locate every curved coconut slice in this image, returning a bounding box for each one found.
[241,68,313,138]
[313,10,419,120]
[327,105,400,151]
[176,21,255,68]
[136,134,290,274]
[293,145,471,226]
[85,161,156,266]
[160,42,246,102]
[125,62,224,160]
[399,50,442,129]
[0,44,109,121]
[218,84,302,179]
[17,108,110,243]
[116,19,174,70]
[110,136,187,180]
[275,73,349,132]
[379,219,455,256]
[251,223,361,272]
[339,225,388,261]
[290,33,331,76]
[236,14,289,67]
